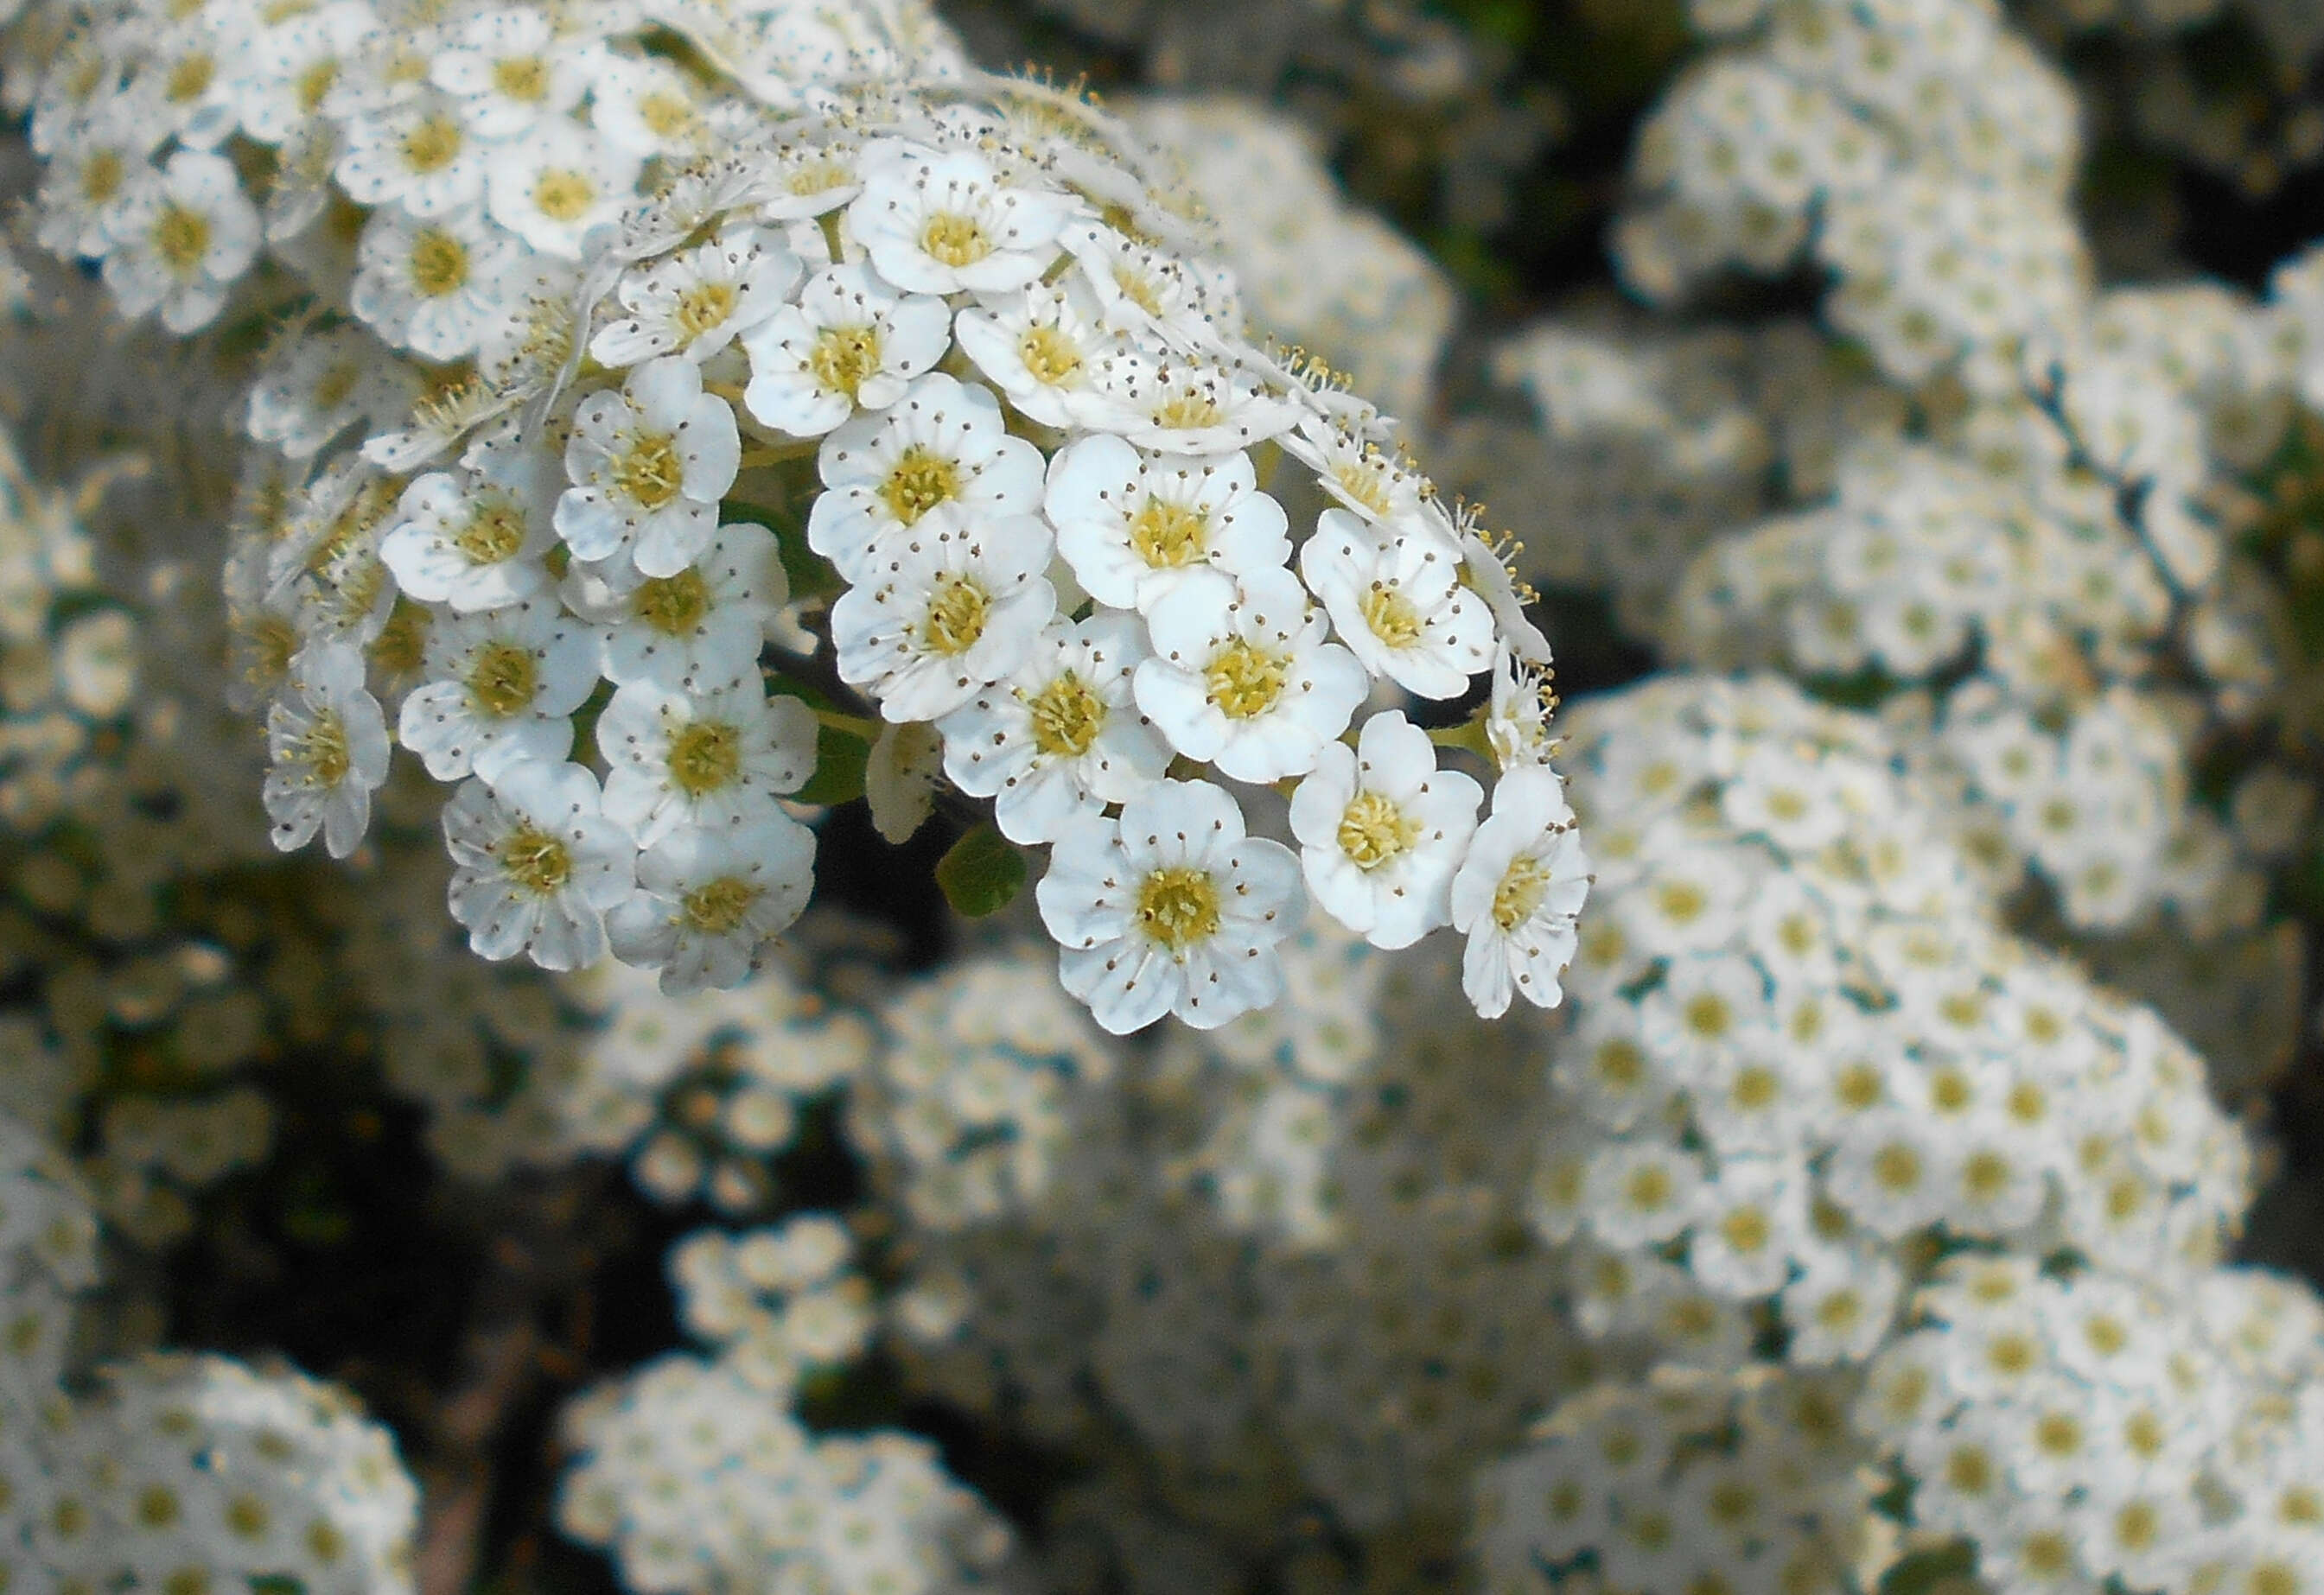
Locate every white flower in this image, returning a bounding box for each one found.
[1035,778,1304,1034]
[1045,436,1290,613]
[397,597,599,780]
[556,357,741,578]
[830,507,1057,722]
[1449,766,1592,1018]
[606,816,818,994]
[1060,219,1223,346]
[1078,348,1303,454]
[264,641,391,858]
[741,263,951,438]
[937,610,1171,844]
[848,144,1075,296]
[430,7,593,139]
[351,205,523,361]
[1301,508,1494,699]
[33,103,150,259]
[246,326,417,461]
[486,120,641,259]
[228,0,377,143]
[1487,647,1561,770]
[443,760,636,970]
[100,149,260,334]
[590,227,799,368]
[807,372,1046,583]
[379,442,557,613]
[1134,568,1367,784]
[1288,709,1481,950]
[576,520,786,691]
[589,55,708,158]
[335,94,489,218]
[953,278,1114,429]
[596,678,817,848]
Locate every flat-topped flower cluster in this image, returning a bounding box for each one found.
[17,0,1588,1033]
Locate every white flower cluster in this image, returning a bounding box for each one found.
[1473,1366,1881,1595]
[1449,314,1905,636]
[1622,0,2088,397]
[0,1108,423,1594]
[559,1357,1020,1595]
[80,26,1584,1032]
[863,937,1601,1588]
[1665,272,2308,934]
[1861,1256,2324,1594]
[558,1211,1020,1595]
[1535,674,2251,1368]
[1124,95,1457,419]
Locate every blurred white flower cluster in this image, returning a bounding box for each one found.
[1,1110,423,1591]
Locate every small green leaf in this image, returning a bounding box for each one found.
[1879,1541,1976,1595]
[723,498,843,601]
[935,823,1028,918]
[795,723,869,807]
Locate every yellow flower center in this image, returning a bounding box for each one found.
[1129,499,1207,569]
[499,823,571,896]
[673,281,737,343]
[164,52,214,103]
[920,575,990,657]
[612,432,685,509]
[1491,854,1550,931]
[681,876,760,934]
[1961,1150,2011,1199]
[491,54,548,101]
[295,57,338,112]
[879,447,958,526]
[1872,1143,1922,1191]
[402,114,463,175]
[1204,639,1287,720]
[296,709,352,786]
[632,569,709,636]
[409,226,469,296]
[1018,324,1083,386]
[788,157,851,195]
[1719,1206,1771,1255]
[81,149,124,205]
[1024,672,1104,759]
[152,203,210,276]
[920,212,991,269]
[532,168,596,223]
[639,92,697,138]
[1152,391,1222,431]
[1359,584,1424,648]
[665,721,742,796]
[466,642,538,717]
[452,495,528,563]
[809,324,882,397]
[1335,790,1418,870]
[1332,460,1396,518]
[1684,993,1731,1039]
[1113,266,1163,315]
[1136,865,1220,951]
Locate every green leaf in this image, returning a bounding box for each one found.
[723,498,844,601]
[794,722,869,807]
[1879,1541,1976,1595]
[935,823,1028,918]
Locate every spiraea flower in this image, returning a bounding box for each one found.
[1037,778,1303,1033]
